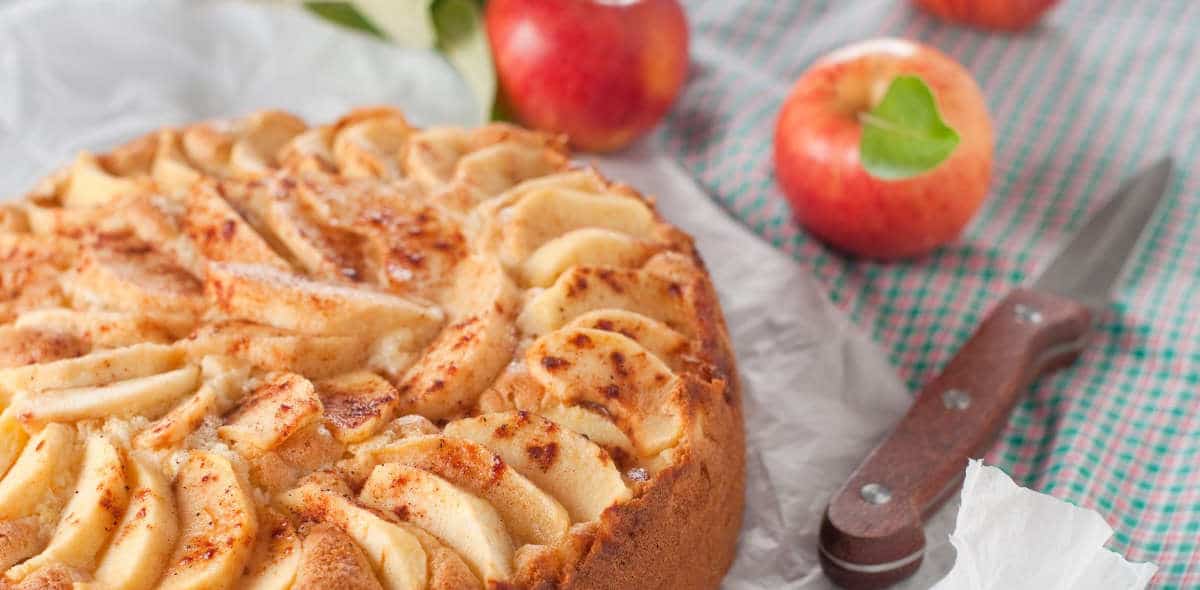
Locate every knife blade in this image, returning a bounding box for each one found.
[1034,158,1174,311]
[818,158,1174,590]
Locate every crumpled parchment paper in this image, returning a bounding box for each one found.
[0,1,1149,588]
[931,461,1155,590]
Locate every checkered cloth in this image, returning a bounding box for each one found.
[660,0,1200,586]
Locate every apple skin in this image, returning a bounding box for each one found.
[913,0,1060,31]
[773,39,994,260]
[486,0,688,152]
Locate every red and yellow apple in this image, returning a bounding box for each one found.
[485,0,689,152]
[773,38,994,259]
[914,0,1060,31]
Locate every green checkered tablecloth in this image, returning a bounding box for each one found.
[661,0,1199,586]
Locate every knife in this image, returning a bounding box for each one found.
[818,157,1175,590]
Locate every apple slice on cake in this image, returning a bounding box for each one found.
[7,433,128,580]
[360,435,571,547]
[444,412,631,523]
[91,452,179,590]
[280,474,427,590]
[158,451,258,590]
[358,463,515,585]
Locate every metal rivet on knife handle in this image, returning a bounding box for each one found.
[859,483,892,505]
[1014,303,1043,324]
[941,388,972,411]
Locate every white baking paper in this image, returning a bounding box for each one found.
[0,1,1152,588]
[932,461,1156,590]
[0,0,478,197]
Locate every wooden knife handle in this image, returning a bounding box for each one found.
[819,288,1092,589]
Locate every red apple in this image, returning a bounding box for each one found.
[913,0,1060,31]
[486,0,688,152]
[773,39,994,259]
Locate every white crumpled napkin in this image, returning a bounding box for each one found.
[0,1,1155,588]
[932,461,1156,590]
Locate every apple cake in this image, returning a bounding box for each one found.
[0,107,744,590]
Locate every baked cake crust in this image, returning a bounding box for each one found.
[0,107,744,590]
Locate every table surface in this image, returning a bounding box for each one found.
[661,0,1200,587]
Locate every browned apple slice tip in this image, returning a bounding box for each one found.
[316,371,401,444]
[358,463,515,586]
[218,372,323,451]
[526,327,684,456]
[159,450,258,590]
[444,411,631,523]
[361,434,571,547]
[279,476,428,590]
[293,523,382,590]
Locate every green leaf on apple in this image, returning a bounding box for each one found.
[859,75,960,180]
[304,2,385,38]
[304,0,497,124]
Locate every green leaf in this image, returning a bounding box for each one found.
[304,2,385,38]
[351,0,438,49]
[431,0,496,123]
[859,76,960,180]
[306,0,497,124]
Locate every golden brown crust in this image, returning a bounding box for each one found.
[400,523,482,590]
[0,519,42,572]
[9,565,77,590]
[0,107,744,590]
[0,328,86,369]
[293,523,384,590]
